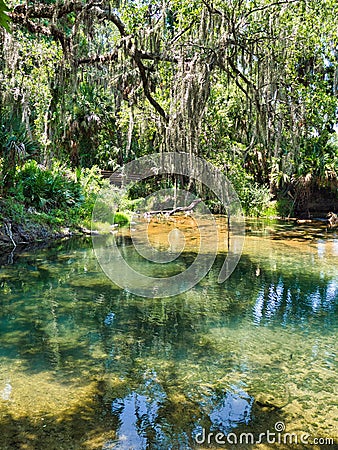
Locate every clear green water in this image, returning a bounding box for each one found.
[0,220,337,449]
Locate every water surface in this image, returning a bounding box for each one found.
[0,218,337,449]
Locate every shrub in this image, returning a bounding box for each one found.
[113,211,130,225]
[16,160,84,211]
[0,159,109,228]
[227,162,271,216]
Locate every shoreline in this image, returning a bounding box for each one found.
[0,219,92,252]
[0,213,333,253]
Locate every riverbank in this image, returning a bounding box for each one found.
[0,217,90,251]
[0,211,335,253]
[0,162,106,250]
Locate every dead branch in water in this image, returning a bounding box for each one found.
[4,221,17,249]
[145,198,202,216]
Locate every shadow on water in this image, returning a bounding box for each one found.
[245,218,337,241]
[0,385,259,450]
[0,380,118,450]
[0,249,336,374]
[0,380,334,450]
[0,225,337,449]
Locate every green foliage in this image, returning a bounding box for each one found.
[120,197,144,212]
[0,195,25,222]
[113,211,130,225]
[0,112,39,193]
[275,197,295,219]
[1,0,337,219]
[0,0,10,31]
[60,82,120,168]
[0,112,39,158]
[16,160,83,211]
[224,161,271,216]
[1,30,62,153]
[0,158,106,228]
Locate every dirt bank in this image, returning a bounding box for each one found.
[0,219,86,251]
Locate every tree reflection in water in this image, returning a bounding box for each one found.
[0,225,336,449]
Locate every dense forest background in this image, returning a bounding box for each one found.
[0,0,337,234]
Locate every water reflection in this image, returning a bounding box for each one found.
[252,276,338,327]
[108,375,168,450]
[209,387,253,433]
[105,380,253,450]
[110,393,156,449]
[0,228,337,449]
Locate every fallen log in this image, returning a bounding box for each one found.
[145,198,202,216]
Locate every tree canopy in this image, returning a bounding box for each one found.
[0,0,337,217]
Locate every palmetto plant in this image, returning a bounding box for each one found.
[0,0,10,31]
[289,134,338,213]
[17,161,84,211]
[0,112,39,194]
